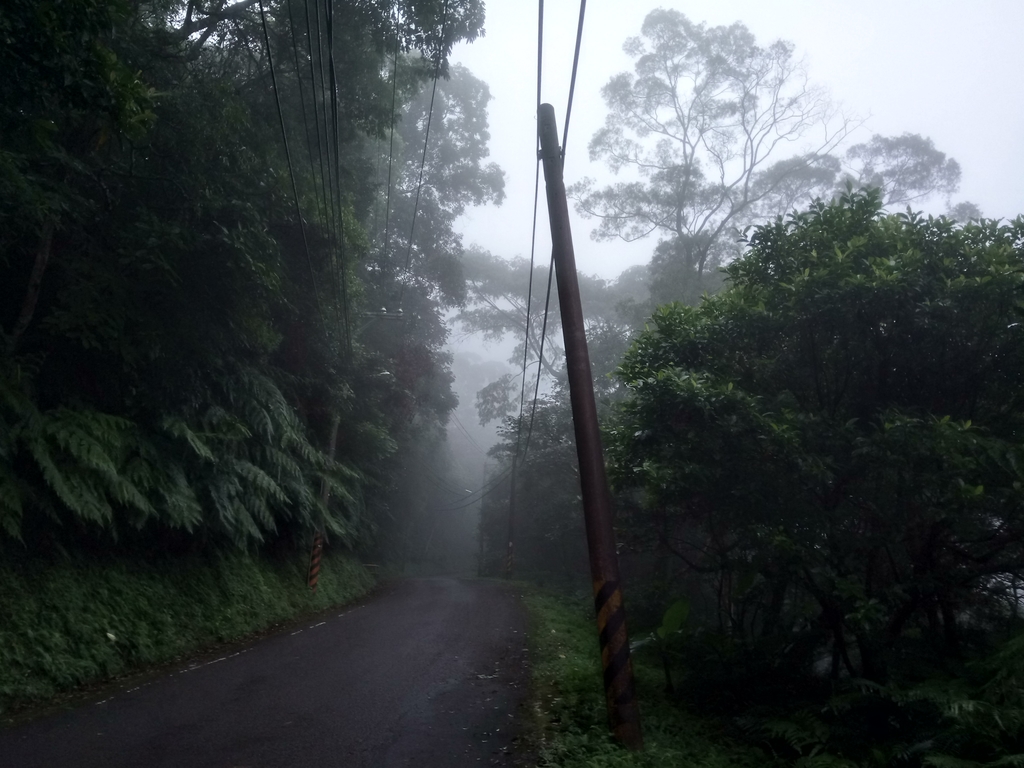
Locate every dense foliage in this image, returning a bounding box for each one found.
[525,589,764,768]
[458,249,648,424]
[0,550,374,714]
[607,189,1024,764]
[478,393,588,580]
[0,0,498,556]
[468,256,651,579]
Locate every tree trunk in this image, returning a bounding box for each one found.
[939,592,961,655]
[7,220,55,354]
[855,630,883,681]
[760,576,788,638]
[661,649,675,695]
[319,414,341,512]
[828,613,856,679]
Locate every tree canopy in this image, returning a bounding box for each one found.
[609,189,1024,687]
[572,8,977,307]
[590,188,1024,764]
[456,249,650,424]
[0,0,498,557]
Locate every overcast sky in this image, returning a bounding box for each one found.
[449,0,1024,281]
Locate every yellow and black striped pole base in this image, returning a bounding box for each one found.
[594,579,643,748]
[307,531,324,591]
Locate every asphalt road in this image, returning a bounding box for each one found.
[0,578,531,767]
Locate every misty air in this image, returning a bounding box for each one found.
[2,1,1024,766]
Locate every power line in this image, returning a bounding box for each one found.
[428,466,513,512]
[367,6,390,247]
[307,0,344,338]
[380,3,402,281]
[504,0,545,576]
[285,0,327,242]
[288,0,350,348]
[410,456,474,496]
[516,0,552,464]
[300,0,335,275]
[325,0,352,353]
[316,0,344,341]
[258,0,325,329]
[422,470,474,499]
[512,0,545,464]
[513,173,542,461]
[521,0,587,461]
[522,256,555,459]
[402,0,449,277]
[561,0,587,161]
[311,0,344,321]
[431,469,507,510]
[405,452,481,498]
[449,411,485,454]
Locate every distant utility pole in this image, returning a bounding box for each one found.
[504,455,517,576]
[537,103,643,750]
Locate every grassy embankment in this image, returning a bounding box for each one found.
[525,590,766,768]
[0,550,375,717]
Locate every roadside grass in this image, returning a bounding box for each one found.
[525,590,770,768]
[0,549,375,716]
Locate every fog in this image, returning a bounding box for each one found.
[416,1,1024,575]
[453,0,1024,279]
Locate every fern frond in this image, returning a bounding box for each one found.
[25,432,112,524]
[243,401,275,442]
[258,446,303,485]
[795,754,858,768]
[160,417,215,461]
[43,409,125,478]
[201,406,250,440]
[228,496,263,541]
[988,755,1024,767]
[322,474,358,509]
[230,458,288,506]
[321,511,352,544]
[924,756,984,768]
[156,463,203,529]
[0,464,24,539]
[763,717,830,751]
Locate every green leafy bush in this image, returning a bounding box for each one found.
[525,590,766,767]
[605,189,1024,765]
[610,190,1024,682]
[0,548,374,714]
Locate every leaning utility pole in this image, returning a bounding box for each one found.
[537,103,643,750]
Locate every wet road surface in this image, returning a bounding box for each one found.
[0,578,531,767]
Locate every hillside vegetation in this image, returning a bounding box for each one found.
[1,0,495,706]
[510,191,1024,766]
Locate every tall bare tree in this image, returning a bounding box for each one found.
[572,9,978,306]
[571,9,852,294]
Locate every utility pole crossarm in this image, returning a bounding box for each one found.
[537,102,643,751]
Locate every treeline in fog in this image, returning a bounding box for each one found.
[1,0,499,560]
[467,9,1024,766]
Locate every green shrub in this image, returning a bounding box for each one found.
[0,549,374,713]
[525,590,767,767]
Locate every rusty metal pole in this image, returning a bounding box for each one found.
[537,102,643,750]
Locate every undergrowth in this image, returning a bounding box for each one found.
[524,590,1024,767]
[0,549,375,715]
[524,590,768,767]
